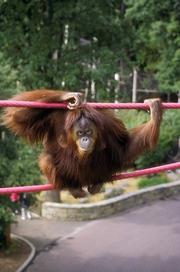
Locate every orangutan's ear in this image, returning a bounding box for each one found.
[99,140,106,150]
[96,134,106,150]
[58,134,68,148]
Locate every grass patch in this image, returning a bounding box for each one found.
[138,174,169,189]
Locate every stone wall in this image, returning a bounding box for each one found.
[42,180,180,221]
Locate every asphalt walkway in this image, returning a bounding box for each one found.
[12,196,180,272]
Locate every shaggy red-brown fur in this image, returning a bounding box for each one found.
[2,90,163,197]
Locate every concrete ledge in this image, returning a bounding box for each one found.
[12,234,36,272]
[42,180,180,221]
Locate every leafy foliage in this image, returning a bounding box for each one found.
[0,1,133,99]
[0,53,23,98]
[0,0,179,95]
[125,0,180,92]
[135,110,180,168]
[0,53,40,248]
[138,174,169,189]
[119,109,180,168]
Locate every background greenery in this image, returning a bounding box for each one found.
[0,0,179,98]
[119,109,180,168]
[138,174,169,189]
[0,0,179,247]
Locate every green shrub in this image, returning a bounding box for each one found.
[0,130,40,248]
[135,110,180,168]
[138,174,169,189]
[0,53,26,248]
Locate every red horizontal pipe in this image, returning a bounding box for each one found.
[0,184,54,195]
[88,102,180,110]
[0,100,179,109]
[0,162,179,195]
[112,162,180,180]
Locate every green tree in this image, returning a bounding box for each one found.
[0,53,40,248]
[0,0,134,100]
[0,52,23,98]
[125,0,180,93]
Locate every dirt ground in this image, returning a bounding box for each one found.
[0,238,31,272]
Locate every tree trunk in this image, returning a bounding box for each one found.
[0,224,11,248]
[132,68,137,102]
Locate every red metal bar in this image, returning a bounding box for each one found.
[0,100,179,109]
[0,162,179,195]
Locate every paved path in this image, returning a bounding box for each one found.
[13,196,180,272]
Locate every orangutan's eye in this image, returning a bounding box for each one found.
[86,129,92,135]
[77,130,84,137]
